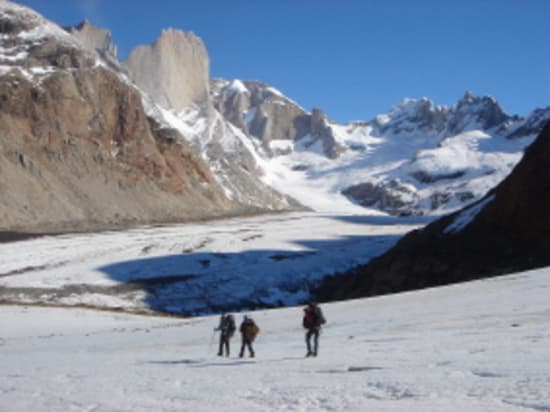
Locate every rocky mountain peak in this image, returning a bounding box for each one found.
[393,97,436,112]
[371,92,513,138]
[225,79,249,95]
[449,91,509,133]
[310,107,327,134]
[460,90,476,104]
[124,28,210,111]
[375,97,447,136]
[66,20,117,58]
[455,91,500,112]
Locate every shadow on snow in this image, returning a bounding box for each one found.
[327,214,435,226]
[97,233,403,316]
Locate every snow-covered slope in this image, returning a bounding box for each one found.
[1,267,549,411]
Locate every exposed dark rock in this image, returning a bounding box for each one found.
[342,181,417,216]
[411,170,466,184]
[429,192,452,210]
[447,91,510,134]
[211,80,346,159]
[507,107,550,139]
[378,98,448,136]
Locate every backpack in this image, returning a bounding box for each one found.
[303,307,316,328]
[242,318,260,340]
[223,315,236,337]
[303,305,326,328]
[314,306,326,325]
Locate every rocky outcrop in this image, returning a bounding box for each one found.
[211,79,345,158]
[212,79,309,144]
[318,121,550,301]
[66,20,117,58]
[507,107,550,139]
[342,180,418,216]
[308,108,346,159]
[124,29,210,111]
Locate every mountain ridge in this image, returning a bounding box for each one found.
[64,14,550,218]
[1,0,549,233]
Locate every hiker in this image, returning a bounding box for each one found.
[303,301,326,357]
[239,315,259,358]
[214,313,236,357]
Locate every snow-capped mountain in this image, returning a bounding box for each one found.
[212,79,550,216]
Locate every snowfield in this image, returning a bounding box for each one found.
[1,268,549,411]
[1,212,549,411]
[0,212,426,314]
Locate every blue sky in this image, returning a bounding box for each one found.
[18,0,550,123]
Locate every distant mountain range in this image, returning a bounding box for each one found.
[211,80,550,216]
[1,0,549,233]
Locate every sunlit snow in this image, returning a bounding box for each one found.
[1,266,549,411]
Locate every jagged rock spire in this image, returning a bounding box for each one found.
[124,29,210,111]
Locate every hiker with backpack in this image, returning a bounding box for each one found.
[239,315,259,358]
[214,313,236,357]
[303,301,326,357]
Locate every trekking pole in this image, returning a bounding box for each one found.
[208,329,217,354]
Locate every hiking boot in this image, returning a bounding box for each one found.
[306,352,313,357]
[239,353,244,358]
[250,353,255,358]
